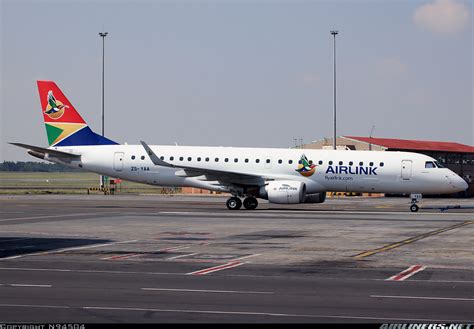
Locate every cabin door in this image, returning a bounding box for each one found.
[114,152,124,172]
[401,160,412,180]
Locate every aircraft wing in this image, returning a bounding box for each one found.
[10,142,81,159]
[140,141,266,185]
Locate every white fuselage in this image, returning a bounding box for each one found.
[48,144,468,196]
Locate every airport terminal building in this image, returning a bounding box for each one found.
[301,136,474,197]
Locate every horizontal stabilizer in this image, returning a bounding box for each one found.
[9,142,81,159]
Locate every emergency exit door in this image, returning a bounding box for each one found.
[114,152,124,171]
[401,160,412,180]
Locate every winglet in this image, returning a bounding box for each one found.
[140,141,175,168]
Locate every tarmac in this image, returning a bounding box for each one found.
[0,194,473,323]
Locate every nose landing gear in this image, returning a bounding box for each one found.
[410,193,422,212]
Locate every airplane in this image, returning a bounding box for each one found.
[11,81,468,212]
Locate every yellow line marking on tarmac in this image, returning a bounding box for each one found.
[353,220,474,259]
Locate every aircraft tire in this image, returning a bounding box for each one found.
[410,204,419,212]
[226,197,242,210]
[243,197,258,210]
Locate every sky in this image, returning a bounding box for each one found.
[0,0,472,161]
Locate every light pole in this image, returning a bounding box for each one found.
[99,32,108,137]
[330,30,338,150]
[99,32,108,188]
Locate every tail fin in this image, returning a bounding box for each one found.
[37,81,118,147]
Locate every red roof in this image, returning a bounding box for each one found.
[344,136,474,153]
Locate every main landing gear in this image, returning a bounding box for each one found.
[226,196,258,210]
[410,193,422,212]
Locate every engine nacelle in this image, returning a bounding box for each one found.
[259,181,306,204]
[304,192,326,204]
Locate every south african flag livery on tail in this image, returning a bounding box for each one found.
[38,81,118,147]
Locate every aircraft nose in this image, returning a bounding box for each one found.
[452,174,468,191]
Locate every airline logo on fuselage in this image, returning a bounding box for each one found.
[296,154,317,177]
[326,165,378,175]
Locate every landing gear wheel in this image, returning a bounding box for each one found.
[226,197,242,210]
[410,204,419,212]
[243,197,258,210]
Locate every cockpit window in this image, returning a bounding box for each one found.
[425,161,436,168]
[434,161,445,168]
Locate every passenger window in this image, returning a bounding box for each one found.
[369,162,374,166]
[349,161,353,166]
[245,159,249,163]
[141,156,145,160]
[170,156,174,161]
[278,159,282,164]
[288,160,293,164]
[234,158,238,163]
[329,161,333,165]
[160,156,165,160]
[179,157,183,161]
[215,158,219,162]
[197,157,201,162]
[309,160,313,165]
[359,162,363,166]
[256,159,260,163]
[298,160,302,164]
[225,158,229,162]
[131,155,135,160]
[339,161,343,165]
[318,160,323,165]
[205,157,209,162]
[425,161,435,168]
[380,162,384,167]
[187,157,192,161]
[266,159,270,164]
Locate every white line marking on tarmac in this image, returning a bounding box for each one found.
[0,240,138,260]
[141,288,274,294]
[0,212,118,222]
[166,253,198,260]
[387,265,426,281]
[0,283,51,288]
[101,244,194,261]
[371,295,474,302]
[188,261,245,275]
[0,303,467,322]
[230,254,261,261]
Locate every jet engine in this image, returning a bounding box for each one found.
[259,181,306,204]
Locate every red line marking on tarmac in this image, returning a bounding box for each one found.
[102,244,201,261]
[387,265,426,281]
[187,261,244,275]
